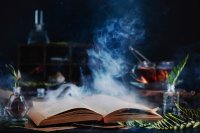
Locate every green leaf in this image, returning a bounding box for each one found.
[167,54,189,85]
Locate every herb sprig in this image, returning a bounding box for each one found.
[5,64,21,88]
[167,54,189,85]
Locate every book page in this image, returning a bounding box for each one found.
[29,94,161,126]
[31,97,94,118]
[81,94,154,116]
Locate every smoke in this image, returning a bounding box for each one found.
[87,16,145,96]
[45,1,147,106]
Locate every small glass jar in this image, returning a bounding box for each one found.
[163,84,180,115]
[37,88,45,98]
[4,87,28,122]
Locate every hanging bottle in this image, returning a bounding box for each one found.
[27,9,50,45]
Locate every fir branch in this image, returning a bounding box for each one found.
[118,104,200,130]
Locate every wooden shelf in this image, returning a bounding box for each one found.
[20,63,44,66]
[17,43,92,84]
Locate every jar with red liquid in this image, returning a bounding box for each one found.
[133,61,174,84]
[136,61,157,83]
[4,87,28,123]
[156,61,174,82]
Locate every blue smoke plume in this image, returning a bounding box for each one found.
[87,12,145,96]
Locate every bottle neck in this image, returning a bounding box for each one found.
[35,24,43,31]
[13,87,21,95]
[167,84,175,93]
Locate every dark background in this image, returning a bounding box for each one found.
[0,0,200,89]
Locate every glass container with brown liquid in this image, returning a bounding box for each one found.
[134,61,174,84]
[156,61,174,82]
[5,87,28,122]
[137,61,157,83]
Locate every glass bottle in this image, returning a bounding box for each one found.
[27,9,50,45]
[163,84,180,115]
[4,87,28,122]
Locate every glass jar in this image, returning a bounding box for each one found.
[136,61,157,83]
[4,87,28,122]
[163,84,180,115]
[37,88,45,98]
[156,61,174,82]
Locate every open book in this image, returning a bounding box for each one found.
[27,94,162,127]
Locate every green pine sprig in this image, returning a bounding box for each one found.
[5,64,21,88]
[167,54,189,85]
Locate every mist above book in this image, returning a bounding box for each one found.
[27,94,162,127]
